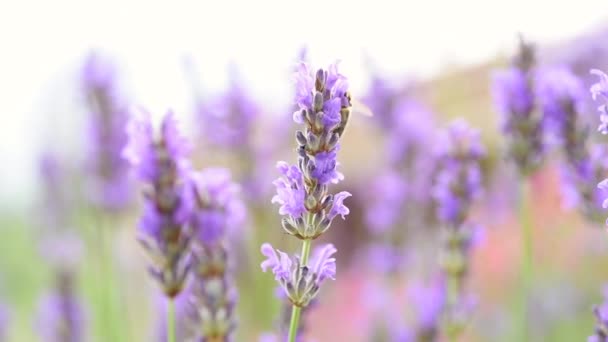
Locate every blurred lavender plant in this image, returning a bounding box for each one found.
[407,276,447,342]
[432,120,485,338]
[186,168,245,341]
[590,69,608,226]
[492,37,544,175]
[35,234,86,342]
[260,62,353,341]
[536,67,608,222]
[364,100,437,274]
[189,65,274,201]
[35,273,86,342]
[123,109,193,342]
[123,109,193,297]
[0,303,8,342]
[590,286,608,342]
[81,51,132,211]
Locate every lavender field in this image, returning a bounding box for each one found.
[2,3,608,341]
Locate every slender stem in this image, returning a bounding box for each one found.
[167,297,175,342]
[287,239,312,342]
[519,179,533,341]
[95,216,111,342]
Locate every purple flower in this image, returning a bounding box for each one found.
[263,62,352,329]
[492,68,534,121]
[123,109,191,183]
[294,63,315,110]
[124,109,193,298]
[559,144,608,223]
[328,191,352,220]
[365,171,408,234]
[433,120,484,337]
[196,68,259,148]
[81,51,132,211]
[272,162,306,218]
[591,69,608,101]
[260,243,337,307]
[433,120,484,227]
[188,168,246,245]
[35,286,85,342]
[311,150,343,185]
[39,233,84,274]
[590,285,608,341]
[591,69,608,135]
[186,168,243,341]
[491,39,545,175]
[309,243,337,281]
[536,67,585,141]
[408,277,446,339]
[387,99,437,167]
[260,243,292,282]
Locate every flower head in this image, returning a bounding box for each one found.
[328,191,352,220]
[272,162,306,218]
[433,120,485,226]
[590,285,608,341]
[189,168,246,245]
[82,51,132,211]
[492,39,545,175]
[492,68,534,123]
[124,109,193,298]
[196,68,259,148]
[35,284,85,342]
[260,243,337,307]
[260,243,293,282]
[536,67,585,137]
[408,277,446,339]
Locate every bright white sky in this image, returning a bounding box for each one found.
[0,0,606,208]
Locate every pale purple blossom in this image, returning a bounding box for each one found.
[260,243,337,307]
[81,51,132,211]
[590,285,608,341]
[123,109,193,298]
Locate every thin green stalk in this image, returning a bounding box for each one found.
[95,217,111,342]
[519,179,533,341]
[287,239,312,342]
[167,297,175,342]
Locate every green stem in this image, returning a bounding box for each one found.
[96,217,111,342]
[287,239,312,342]
[167,297,175,342]
[519,179,533,341]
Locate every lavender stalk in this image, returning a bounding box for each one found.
[432,120,485,339]
[186,168,245,341]
[589,68,608,339]
[260,62,352,342]
[492,37,543,339]
[123,109,193,342]
[35,234,86,342]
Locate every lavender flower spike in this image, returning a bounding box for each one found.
[590,69,608,227]
[123,109,193,298]
[82,51,132,211]
[187,168,245,341]
[591,69,608,135]
[433,120,485,337]
[491,37,544,175]
[536,67,586,163]
[35,272,86,342]
[589,286,608,341]
[262,62,353,341]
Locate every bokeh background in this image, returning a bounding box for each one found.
[2,1,608,341]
